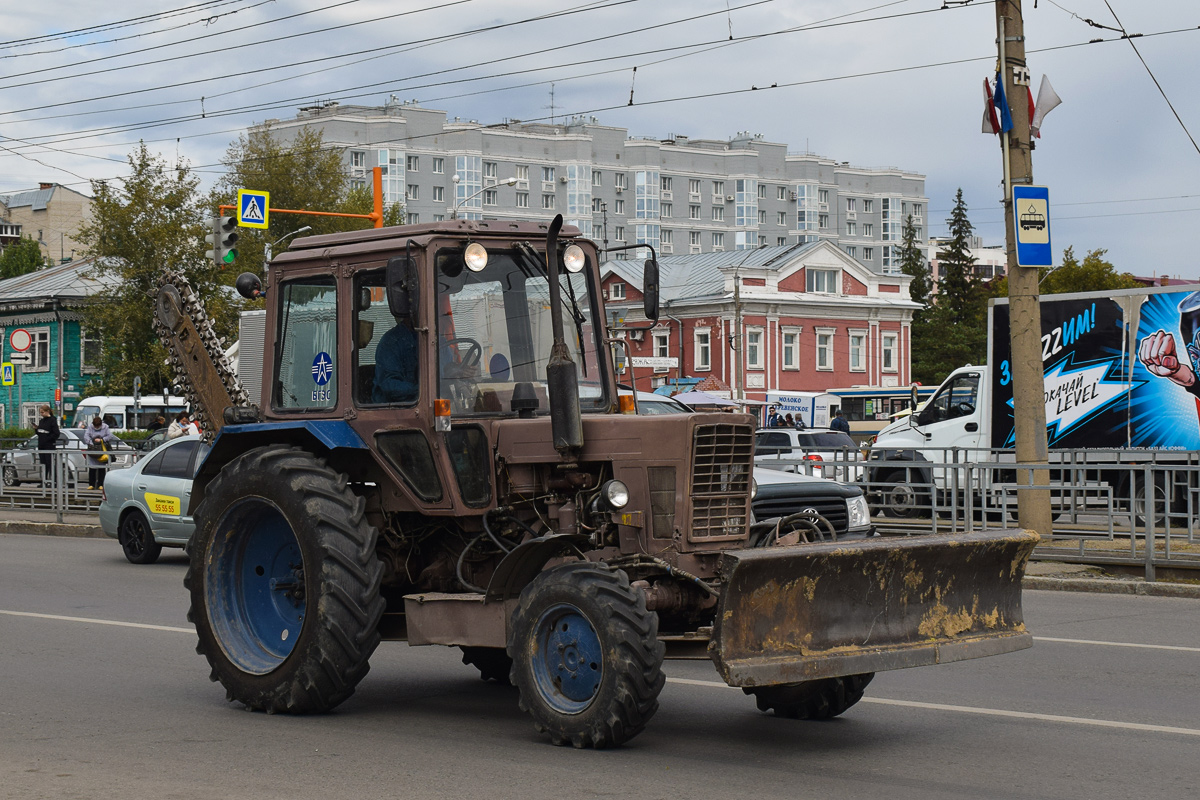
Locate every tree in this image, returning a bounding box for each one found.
[897,214,931,310]
[212,125,403,274]
[911,189,988,384]
[990,246,1141,296]
[76,143,245,395]
[0,236,46,278]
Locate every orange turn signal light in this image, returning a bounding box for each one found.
[434,398,451,417]
[618,395,636,414]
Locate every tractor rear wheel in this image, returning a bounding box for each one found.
[746,673,875,720]
[509,562,665,748]
[186,445,384,714]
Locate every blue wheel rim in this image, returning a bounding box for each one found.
[531,603,603,714]
[206,498,306,675]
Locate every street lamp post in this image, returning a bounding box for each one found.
[451,174,517,219]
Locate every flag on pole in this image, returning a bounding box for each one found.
[982,78,1001,134]
[992,71,1014,133]
[1031,75,1063,137]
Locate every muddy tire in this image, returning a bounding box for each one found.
[460,647,513,684]
[509,562,665,748]
[119,509,162,565]
[878,468,927,519]
[746,673,874,720]
[186,445,385,714]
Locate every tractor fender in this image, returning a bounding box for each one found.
[485,533,592,601]
[191,421,369,512]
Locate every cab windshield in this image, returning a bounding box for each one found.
[434,246,607,416]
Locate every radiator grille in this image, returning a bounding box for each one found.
[690,422,753,540]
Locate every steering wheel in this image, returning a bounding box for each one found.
[442,337,482,378]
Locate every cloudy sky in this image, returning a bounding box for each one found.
[2,1,1197,277]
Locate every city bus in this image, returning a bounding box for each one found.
[826,385,936,441]
[70,395,188,431]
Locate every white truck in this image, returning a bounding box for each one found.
[869,284,1200,520]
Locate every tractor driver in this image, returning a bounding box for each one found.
[372,316,419,403]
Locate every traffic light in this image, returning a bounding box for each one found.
[204,216,239,267]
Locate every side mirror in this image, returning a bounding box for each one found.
[642,258,660,322]
[386,256,418,322]
[235,272,263,299]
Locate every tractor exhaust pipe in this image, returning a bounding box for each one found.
[544,215,583,457]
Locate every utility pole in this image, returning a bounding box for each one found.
[996,0,1052,537]
[733,273,743,401]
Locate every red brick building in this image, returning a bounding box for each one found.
[602,241,918,400]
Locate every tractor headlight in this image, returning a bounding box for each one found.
[847,494,870,529]
[464,242,489,272]
[600,479,630,510]
[750,477,758,500]
[563,244,586,273]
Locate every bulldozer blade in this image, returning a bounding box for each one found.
[709,528,1039,687]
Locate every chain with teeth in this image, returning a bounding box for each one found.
[154,270,249,442]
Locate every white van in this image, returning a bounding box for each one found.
[71,395,188,432]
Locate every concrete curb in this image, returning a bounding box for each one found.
[1023,575,1200,599]
[0,521,106,539]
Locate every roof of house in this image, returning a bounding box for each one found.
[0,258,115,308]
[0,184,89,213]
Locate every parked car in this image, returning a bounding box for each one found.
[629,391,872,539]
[754,427,865,482]
[99,435,208,564]
[2,429,135,488]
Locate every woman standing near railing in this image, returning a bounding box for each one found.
[35,405,59,486]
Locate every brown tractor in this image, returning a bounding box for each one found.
[155,215,1036,748]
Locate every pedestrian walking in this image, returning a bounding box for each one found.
[35,404,59,486]
[83,415,117,489]
[830,410,851,434]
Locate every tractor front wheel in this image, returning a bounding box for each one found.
[186,445,384,714]
[509,562,665,748]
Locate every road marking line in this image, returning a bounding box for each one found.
[1033,635,1200,653]
[664,677,1200,737]
[0,609,192,633]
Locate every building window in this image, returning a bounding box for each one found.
[778,186,787,201]
[614,226,625,242]
[690,231,701,246]
[483,189,497,206]
[542,194,555,209]
[864,199,873,213]
[614,199,625,215]
[592,197,602,212]
[712,232,724,249]
[515,164,529,182]
[758,235,766,246]
[758,210,766,224]
[406,212,419,225]
[432,185,444,202]
[782,329,799,370]
[689,179,701,195]
[816,329,835,371]
[614,173,627,190]
[592,170,602,187]
[542,166,555,182]
[350,178,367,190]
[433,214,445,222]
[351,151,366,168]
[846,222,856,236]
[712,180,724,196]
[777,237,786,246]
[432,157,444,174]
[484,161,498,179]
[516,192,529,208]
[864,247,874,261]
[654,332,669,358]
[661,202,672,218]
[711,206,724,222]
[660,176,672,192]
[406,184,419,201]
[79,328,101,373]
[610,282,626,300]
[847,198,857,212]
[689,205,701,220]
[661,229,673,245]
[863,223,873,237]
[818,214,829,229]
[807,268,838,294]
[406,155,419,172]
[746,328,763,369]
[695,329,711,370]
[846,246,857,257]
[902,202,909,215]
[777,211,787,226]
[882,333,898,372]
[849,331,867,371]
[818,189,829,204]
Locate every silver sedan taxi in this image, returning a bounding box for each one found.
[99,434,208,564]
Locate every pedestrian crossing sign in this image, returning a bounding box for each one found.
[1,363,13,386]
[237,189,270,229]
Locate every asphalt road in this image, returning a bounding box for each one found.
[1,533,1197,800]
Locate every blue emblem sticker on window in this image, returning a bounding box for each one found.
[312,352,333,385]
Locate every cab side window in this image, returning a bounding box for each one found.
[355,269,419,406]
[922,374,979,424]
